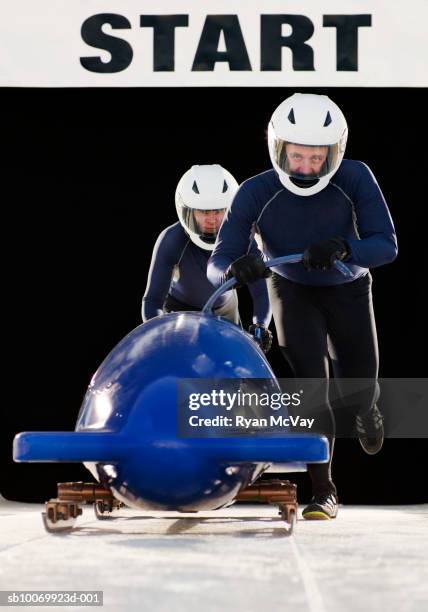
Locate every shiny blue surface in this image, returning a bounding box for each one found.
[14,312,328,511]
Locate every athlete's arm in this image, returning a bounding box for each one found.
[142,227,177,321]
[345,162,398,268]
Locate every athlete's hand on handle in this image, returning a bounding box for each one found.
[249,324,273,353]
[203,253,352,314]
[225,254,271,288]
[302,238,349,271]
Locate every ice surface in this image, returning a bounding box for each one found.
[0,498,427,612]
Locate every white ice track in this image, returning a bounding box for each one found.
[1,496,427,612]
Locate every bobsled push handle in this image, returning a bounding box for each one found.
[202,254,353,314]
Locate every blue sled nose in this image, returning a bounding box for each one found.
[13,312,329,510]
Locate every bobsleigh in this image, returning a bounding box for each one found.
[13,255,351,533]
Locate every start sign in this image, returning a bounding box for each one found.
[0,0,427,87]
[80,13,372,73]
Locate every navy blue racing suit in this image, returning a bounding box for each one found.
[142,222,271,326]
[208,160,397,495]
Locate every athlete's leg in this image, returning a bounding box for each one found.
[268,273,336,496]
[326,275,379,412]
[215,290,240,325]
[326,274,382,452]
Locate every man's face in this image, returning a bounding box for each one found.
[193,209,226,234]
[285,143,329,176]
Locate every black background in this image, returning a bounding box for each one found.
[1,87,426,504]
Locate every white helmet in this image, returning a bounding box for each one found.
[175,164,239,250]
[268,93,348,196]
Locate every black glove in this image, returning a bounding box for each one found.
[225,254,271,288]
[302,238,349,271]
[249,324,273,353]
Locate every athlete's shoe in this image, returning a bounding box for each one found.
[302,489,338,520]
[355,404,384,455]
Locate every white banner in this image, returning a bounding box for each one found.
[1,0,427,87]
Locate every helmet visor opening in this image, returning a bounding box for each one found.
[274,140,341,182]
[177,202,227,241]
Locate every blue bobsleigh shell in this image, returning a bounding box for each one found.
[14,313,328,511]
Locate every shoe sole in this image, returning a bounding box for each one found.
[302,511,337,520]
[359,439,383,455]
